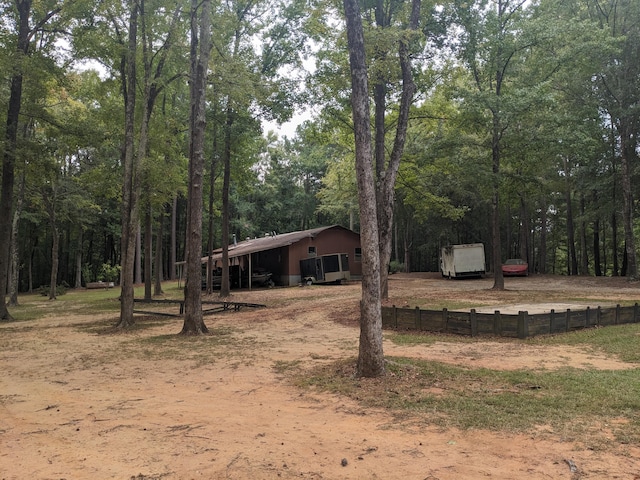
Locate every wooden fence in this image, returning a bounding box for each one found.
[382,304,640,339]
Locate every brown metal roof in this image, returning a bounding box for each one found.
[200,225,350,262]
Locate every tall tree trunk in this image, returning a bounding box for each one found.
[393,219,399,265]
[219,22,246,298]
[8,174,25,306]
[619,122,637,278]
[119,0,176,324]
[170,195,177,280]
[144,203,152,300]
[374,0,420,300]
[49,224,59,300]
[28,237,36,293]
[207,128,218,295]
[563,157,578,275]
[61,224,70,285]
[118,0,176,325]
[491,115,504,289]
[486,0,519,290]
[137,0,179,295]
[0,0,31,321]
[518,197,529,269]
[579,194,589,275]
[518,195,532,271]
[42,182,60,301]
[344,0,384,378]
[402,220,412,273]
[594,0,640,278]
[220,105,233,298]
[181,0,212,335]
[593,217,602,276]
[591,192,602,276]
[135,223,142,284]
[505,204,512,258]
[154,209,164,295]
[75,228,83,289]
[609,117,619,276]
[611,211,619,276]
[539,200,547,274]
[117,3,141,329]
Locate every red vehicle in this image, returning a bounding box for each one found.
[502,258,528,276]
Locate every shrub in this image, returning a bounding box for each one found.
[38,284,68,297]
[389,260,405,274]
[98,263,120,283]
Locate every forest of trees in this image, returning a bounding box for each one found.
[1,0,639,308]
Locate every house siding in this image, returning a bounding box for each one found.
[283,227,362,286]
[202,225,361,288]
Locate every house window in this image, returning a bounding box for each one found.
[308,246,316,257]
[354,247,362,262]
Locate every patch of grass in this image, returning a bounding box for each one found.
[387,331,477,347]
[73,296,121,315]
[4,289,121,322]
[5,304,44,322]
[565,297,637,307]
[74,315,175,334]
[292,356,640,447]
[140,326,235,347]
[70,284,187,315]
[72,317,121,333]
[129,326,261,367]
[533,323,640,363]
[273,359,302,374]
[4,282,189,322]
[386,306,640,361]
[389,299,485,311]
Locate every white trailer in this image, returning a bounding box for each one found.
[300,253,350,285]
[440,243,486,279]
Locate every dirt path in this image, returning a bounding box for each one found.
[1,274,640,479]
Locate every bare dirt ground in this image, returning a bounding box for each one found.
[1,273,640,480]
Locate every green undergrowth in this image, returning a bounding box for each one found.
[73,315,174,334]
[531,323,640,363]
[4,283,188,322]
[389,332,477,347]
[290,315,640,449]
[133,326,261,366]
[290,356,640,448]
[388,323,640,363]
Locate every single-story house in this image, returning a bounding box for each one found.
[194,225,362,288]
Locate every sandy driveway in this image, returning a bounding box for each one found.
[1,274,640,479]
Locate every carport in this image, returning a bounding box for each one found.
[177,225,362,289]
